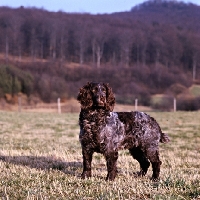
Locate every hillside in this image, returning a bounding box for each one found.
[0,0,200,110]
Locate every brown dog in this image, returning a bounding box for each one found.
[77,82,170,181]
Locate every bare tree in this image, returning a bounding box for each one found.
[0,14,12,62]
[191,34,200,80]
[119,28,134,67]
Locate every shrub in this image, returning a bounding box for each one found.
[36,75,51,102]
[36,74,70,102]
[0,65,21,95]
[0,88,4,98]
[150,95,173,111]
[0,66,12,94]
[115,94,136,105]
[115,93,151,106]
[6,65,34,97]
[177,97,200,111]
[166,83,187,97]
[0,65,34,99]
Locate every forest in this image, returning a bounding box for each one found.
[0,0,200,110]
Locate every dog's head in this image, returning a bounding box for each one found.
[77,82,115,111]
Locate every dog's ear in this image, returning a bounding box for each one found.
[104,83,115,111]
[77,82,93,109]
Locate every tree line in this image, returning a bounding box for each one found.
[0,0,200,75]
[0,0,200,110]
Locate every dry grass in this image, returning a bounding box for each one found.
[0,111,199,199]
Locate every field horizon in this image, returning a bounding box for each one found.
[0,111,199,199]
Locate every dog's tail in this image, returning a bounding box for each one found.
[160,132,170,143]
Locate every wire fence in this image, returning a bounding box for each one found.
[1,97,199,113]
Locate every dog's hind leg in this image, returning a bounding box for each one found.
[81,148,94,179]
[105,151,118,181]
[146,147,162,181]
[129,147,150,176]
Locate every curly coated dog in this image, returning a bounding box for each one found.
[77,82,170,181]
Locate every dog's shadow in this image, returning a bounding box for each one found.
[0,155,82,176]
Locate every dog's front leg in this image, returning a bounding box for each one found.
[81,147,94,179]
[105,151,118,181]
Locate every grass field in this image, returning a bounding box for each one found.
[0,111,199,199]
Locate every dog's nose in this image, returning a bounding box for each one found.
[96,93,106,105]
[97,94,105,100]
[100,95,105,100]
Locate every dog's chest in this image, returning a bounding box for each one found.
[80,111,125,152]
[99,112,125,152]
[81,110,107,132]
[79,110,108,148]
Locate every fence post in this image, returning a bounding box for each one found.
[18,96,21,112]
[135,98,138,111]
[57,98,61,114]
[174,98,176,112]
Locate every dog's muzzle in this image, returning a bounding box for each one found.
[95,94,106,107]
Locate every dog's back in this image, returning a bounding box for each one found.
[116,111,169,148]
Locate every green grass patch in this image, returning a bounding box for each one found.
[189,84,200,97]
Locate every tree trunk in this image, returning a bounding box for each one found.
[142,45,146,67]
[60,31,64,62]
[96,46,101,68]
[155,48,160,67]
[40,44,44,59]
[96,45,103,68]
[136,44,139,67]
[125,47,129,68]
[31,28,36,62]
[5,36,9,63]
[92,39,96,67]
[51,32,57,60]
[79,40,84,67]
[193,56,197,81]
[18,46,22,62]
[112,52,116,65]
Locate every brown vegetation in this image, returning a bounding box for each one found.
[0,0,200,110]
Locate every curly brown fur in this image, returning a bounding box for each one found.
[77,82,170,181]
